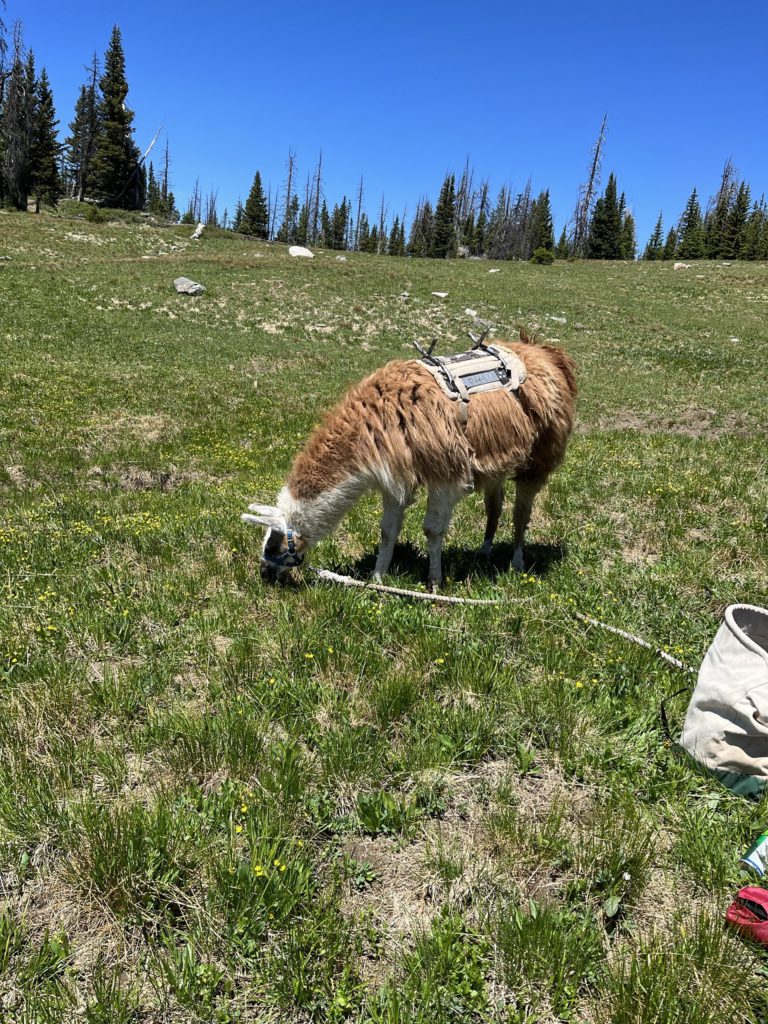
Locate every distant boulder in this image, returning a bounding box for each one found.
[289,245,314,259]
[673,262,691,270]
[173,276,205,296]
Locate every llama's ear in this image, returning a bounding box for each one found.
[241,504,288,533]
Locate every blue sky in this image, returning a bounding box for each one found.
[17,0,768,247]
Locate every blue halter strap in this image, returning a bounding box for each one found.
[263,528,304,569]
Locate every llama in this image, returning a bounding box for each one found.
[243,332,577,590]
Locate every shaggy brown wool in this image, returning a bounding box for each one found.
[287,334,577,501]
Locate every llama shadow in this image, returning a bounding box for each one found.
[340,539,566,585]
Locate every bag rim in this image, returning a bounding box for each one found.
[724,604,768,665]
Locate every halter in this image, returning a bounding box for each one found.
[262,528,305,569]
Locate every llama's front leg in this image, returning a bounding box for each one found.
[512,479,544,572]
[481,480,505,557]
[423,484,463,591]
[372,492,410,582]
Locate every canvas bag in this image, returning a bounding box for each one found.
[680,604,768,798]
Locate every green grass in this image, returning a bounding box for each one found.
[1,207,767,1021]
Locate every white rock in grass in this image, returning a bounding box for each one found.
[465,308,478,317]
[549,315,567,324]
[173,276,205,296]
[289,245,314,259]
[190,222,205,239]
[488,268,501,273]
[431,291,448,298]
[335,255,347,261]
[673,261,691,270]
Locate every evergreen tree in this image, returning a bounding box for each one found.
[722,181,750,259]
[357,212,370,252]
[232,199,244,233]
[643,213,664,260]
[704,160,737,258]
[587,172,622,258]
[145,161,159,212]
[620,211,636,260]
[90,26,142,208]
[472,182,489,255]
[388,215,401,255]
[529,189,555,252]
[0,47,31,209]
[676,188,704,259]
[662,228,678,260]
[741,197,767,260]
[241,170,269,237]
[64,56,99,200]
[431,173,457,257]
[407,199,434,257]
[30,67,63,209]
[329,197,348,249]
[365,224,379,254]
[555,227,570,259]
[318,199,331,246]
[296,203,309,245]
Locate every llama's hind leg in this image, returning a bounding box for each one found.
[512,479,544,572]
[372,491,412,581]
[481,479,505,557]
[423,483,464,591]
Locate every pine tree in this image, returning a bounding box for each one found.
[643,213,664,260]
[357,212,370,252]
[662,228,677,260]
[587,173,622,258]
[241,170,269,237]
[677,188,704,259]
[472,182,489,255]
[329,197,348,249]
[90,26,141,208]
[365,224,379,254]
[704,160,737,259]
[529,189,555,252]
[431,173,457,258]
[722,181,750,259]
[741,197,767,260]
[64,55,99,200]
[407,200,434,257]
[232,199,244,233]
[620,211,636,260]
[0,44,31,209]
[30,68,63,210]
[555,227,570,259]
[388,215,401,255]
[296,203,309,245]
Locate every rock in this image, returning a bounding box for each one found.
[289,245,314,258]
[673,262,691,270]
[488,268,501,274]
[400,291,410,299]
[549,315,567,324]
[457,245,470,258]
[465,308,478,317]
[190,222,205,240]
[574,322,586,330]
[173,276,205,296]
[431,291,448,298]
[335,255,347,262]
[0,255,11,261]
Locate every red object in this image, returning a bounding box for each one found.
[726,887,768,945]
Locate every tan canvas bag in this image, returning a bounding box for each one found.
[680,605,768,797]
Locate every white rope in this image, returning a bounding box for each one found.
[310,567,696,674]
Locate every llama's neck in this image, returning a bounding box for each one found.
[276,475,369,546]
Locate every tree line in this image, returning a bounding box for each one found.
[1,16,766,262]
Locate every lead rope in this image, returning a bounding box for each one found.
[310,566,696,674]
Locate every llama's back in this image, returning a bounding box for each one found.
[287,340,576,499]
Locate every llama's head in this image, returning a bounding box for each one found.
[242,504,308,582]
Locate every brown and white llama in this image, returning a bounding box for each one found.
[243,332,577,590]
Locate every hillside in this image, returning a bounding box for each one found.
[1,210,767,1022]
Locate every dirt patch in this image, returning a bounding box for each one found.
[593,407,757,439]
[3,465,37,490]
[117,465,219,492]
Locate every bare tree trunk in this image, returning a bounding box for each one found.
[572,113,607,258]
[310,150,322,243]
[283,148,295,238]
[378,194,387,255]
[354,175,364,251]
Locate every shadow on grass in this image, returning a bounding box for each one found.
[323,539,567,585]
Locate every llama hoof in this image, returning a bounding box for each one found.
[511,548,525,572]
[480,540,493,558]
[371,571,383,584]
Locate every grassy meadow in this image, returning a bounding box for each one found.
[1,208,767,1022]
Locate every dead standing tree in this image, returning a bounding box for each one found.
[572,113,607,258]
